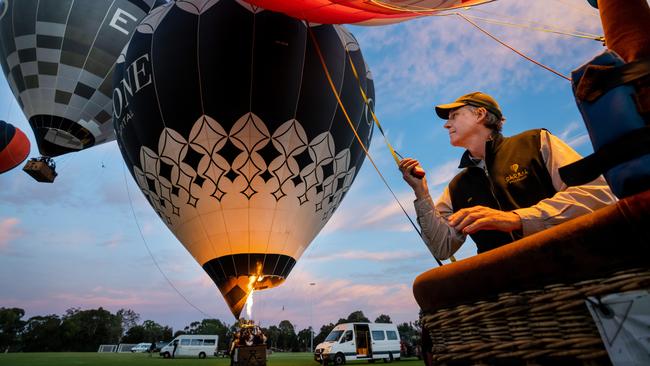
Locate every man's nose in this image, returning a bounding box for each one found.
[443,119,451,129]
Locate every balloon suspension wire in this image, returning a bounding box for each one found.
[459,12,603,42]
[372,0,603,42]
[306,25,444,267]
[121,163,216,318]
[454,12,572,81]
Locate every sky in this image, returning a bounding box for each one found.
[0,0,607,335]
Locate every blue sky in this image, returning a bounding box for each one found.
[0,0,605,333]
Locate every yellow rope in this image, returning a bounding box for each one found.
[307,25,445,267]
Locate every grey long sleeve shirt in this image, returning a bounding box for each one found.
[414,130,617,260]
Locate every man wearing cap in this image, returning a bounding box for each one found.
[399,92,616,259]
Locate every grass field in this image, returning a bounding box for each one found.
[0,352,423,366]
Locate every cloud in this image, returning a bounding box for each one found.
[323,189,417,234]
[427,159,459,187]
[558,121,590,149]
[307,249,420,262]
[248,268,422,330]
[352,0,603,116]
[0,218,23,251]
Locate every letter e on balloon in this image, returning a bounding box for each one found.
[110,8,137,35]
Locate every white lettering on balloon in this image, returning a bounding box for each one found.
[113,54,153,133]
[109,8,137,35]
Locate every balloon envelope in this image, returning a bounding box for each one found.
[243,0,494,25]
[0,0,164,157]
[114,0,374,318]
[0,120,30,174]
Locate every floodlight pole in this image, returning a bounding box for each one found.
[310,282,316,352]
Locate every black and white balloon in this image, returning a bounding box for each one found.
[114,0,374,318]
[0,0,166,157]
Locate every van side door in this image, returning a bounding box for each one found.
[371,330,386,359]
[178,338,191,356]
[339,330,355,359]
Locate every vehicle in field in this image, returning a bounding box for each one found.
[314,323,401,365]
[159,334,218,359]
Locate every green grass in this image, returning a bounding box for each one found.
[0,352,422,366]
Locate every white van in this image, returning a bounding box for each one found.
[314,323,401,365]
[159,334,219,359]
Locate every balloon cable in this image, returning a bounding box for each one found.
[455,12,572,82]
[307,25,444,267]
[460,13,604,42]
[121,163,217,318]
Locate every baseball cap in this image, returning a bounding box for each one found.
[435,92,503,120]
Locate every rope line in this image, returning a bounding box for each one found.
[122,164,216,319]
[307,25,444,267]
[455,12,572,81]
[343,47,458,264]
[462,13,604,41]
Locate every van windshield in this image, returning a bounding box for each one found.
[325,330,344,342]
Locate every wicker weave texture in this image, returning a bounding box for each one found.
[421,268,650,365]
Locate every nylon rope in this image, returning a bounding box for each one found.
[307,25,444,267]
[370,0,603,42]
[461,13,603,41]
[122,163,216,319]
[342,47,458,264]
[455,12,572,81]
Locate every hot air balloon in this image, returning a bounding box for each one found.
[114,0,374,318]
[242,0,493,25]
[0,0,166,159]
[0,120,30,174]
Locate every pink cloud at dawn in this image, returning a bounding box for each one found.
[0,218,23,251]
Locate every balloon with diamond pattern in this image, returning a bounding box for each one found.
[113,0,374,318]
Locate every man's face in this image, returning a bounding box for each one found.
[443,106,481,147]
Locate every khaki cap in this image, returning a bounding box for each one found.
[435,91,503,120]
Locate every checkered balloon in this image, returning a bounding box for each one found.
[114,0,374,318]
[0,0,166,157]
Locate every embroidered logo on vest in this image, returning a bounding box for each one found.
[505,163,529,184]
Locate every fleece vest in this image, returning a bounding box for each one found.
[448,129,557,253]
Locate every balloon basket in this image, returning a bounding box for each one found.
[23,157,57,183]
[233,345,267,366]
[414,189,650,365]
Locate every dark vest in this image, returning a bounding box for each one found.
[448,129,557,253]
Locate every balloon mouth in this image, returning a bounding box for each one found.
[28,115,95,157]
[216,275,287,319]
[202,253,297,319]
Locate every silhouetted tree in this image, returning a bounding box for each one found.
[183,318,229,350]
[21,315,62,351]
[116,309,140,336]
[0,307,25,352]
[59,307,122,351]
[297,327,312,352]
[346,311,370,323]
[375,314,392,323]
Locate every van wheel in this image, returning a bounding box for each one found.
[162,352,171,359]
[199,352,206,359]
[334,353,345,365]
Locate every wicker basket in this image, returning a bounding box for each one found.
[421,268,650,365]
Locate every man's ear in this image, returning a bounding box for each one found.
[473,107,487,124]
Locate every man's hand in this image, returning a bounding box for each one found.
[448,206,522,234]
[399,158,429,199]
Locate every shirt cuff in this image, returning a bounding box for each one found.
[512,206,545,236]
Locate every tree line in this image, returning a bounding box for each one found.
[0,307,421,353]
